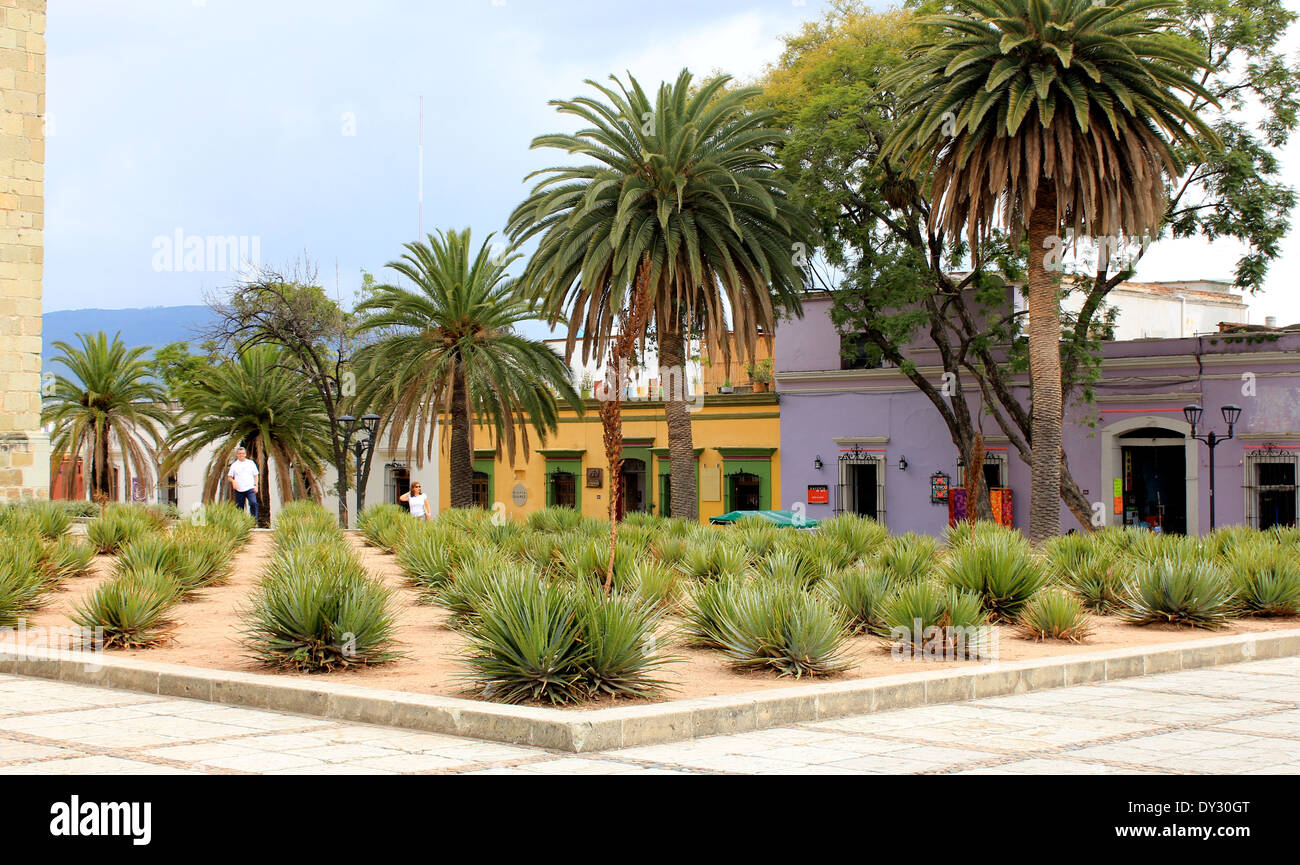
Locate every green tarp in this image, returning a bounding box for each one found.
[708,509,819,528]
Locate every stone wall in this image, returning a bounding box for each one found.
[0,0,48,500]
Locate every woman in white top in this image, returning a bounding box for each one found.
[399,481,431,521]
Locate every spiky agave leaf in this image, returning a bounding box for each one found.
[1226,539,1300,617]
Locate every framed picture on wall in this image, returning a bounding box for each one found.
[585,468,603,488]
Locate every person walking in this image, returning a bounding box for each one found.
[399,481,431,521]
[227,446,260,521]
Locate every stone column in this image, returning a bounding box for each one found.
[0,0,49,500]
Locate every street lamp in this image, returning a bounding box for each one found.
[1183,403,1242,530]
[339,413,381,521]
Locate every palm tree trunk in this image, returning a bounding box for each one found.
[1027,186,1063,543]
[96,423,113,502]
[659,329,697,520]
[602,256,655,589]
[448,364,474,509]
[253,437,271,529]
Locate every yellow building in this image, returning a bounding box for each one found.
[435,393,781,523]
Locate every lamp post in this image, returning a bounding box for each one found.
[1183,403,1242,531]
[339,413,381,523]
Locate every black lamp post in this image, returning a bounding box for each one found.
[1183,403,1242,531]
[339,413,381,521]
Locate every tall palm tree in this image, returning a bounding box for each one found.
[161,346,331,527]
[42,332,172,502]
[508,69,811,528]
[883,0,1215,541]
[352,228,580,509]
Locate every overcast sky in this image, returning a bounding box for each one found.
[43,0,1300,326]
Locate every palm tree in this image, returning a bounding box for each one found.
[352,228,580,509]
[883,0,1215,541]
[508,69,811,530]
[42,332,172,502]
[161,345,331,527]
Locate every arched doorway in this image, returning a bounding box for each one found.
[1100,416,1198,533]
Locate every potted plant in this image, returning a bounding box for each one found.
[719,378,734,394]
[747,359,773,393]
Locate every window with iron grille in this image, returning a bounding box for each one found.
[956,452,1008,489]
[1244,446,1298,530]
[835,451,885,523]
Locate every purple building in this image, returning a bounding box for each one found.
[776,293,1300,536]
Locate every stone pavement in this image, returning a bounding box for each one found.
[0,657,1298,775]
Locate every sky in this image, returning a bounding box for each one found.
[41,0,1300,327]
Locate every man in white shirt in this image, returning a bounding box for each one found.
[228,446,260,521]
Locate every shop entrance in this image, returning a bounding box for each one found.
[1121,429,1187,534]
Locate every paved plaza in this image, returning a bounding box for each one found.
[0,657,1297,775]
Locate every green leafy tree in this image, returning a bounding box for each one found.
[42,332,172,502]
[352,229,580,509]
[762,0,1296,533]
[162,345,332,527]
[508,69,812,535]
[208,261,361,526]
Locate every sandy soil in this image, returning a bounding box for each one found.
[21,530,1300,709]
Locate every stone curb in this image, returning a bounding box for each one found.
[2,629,1297,753]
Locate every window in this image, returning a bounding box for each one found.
[549,470,577,509]
[835,452,885,521]
[1245,447,1298,530]
[728,471,762,511]
[839,334,884,370]
[471,471,491,509]
[956,452,1009,489]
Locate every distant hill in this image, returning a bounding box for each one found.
[42,306,217,372]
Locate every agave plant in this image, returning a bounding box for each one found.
[1227,539,1300,617]
[880,582,990,658]
[709,579,851,678]
[395,524,464,592]
[197,500,256,547]
[71,566,179,648]
[525,506,587,534]
[938,533,1048,621]
[242,544,400,671]
[1042,532,1101,580]
[817,563,894,635]
[85,508,153,555]
[575,586,673,698]
[435,552,528,624]
[460,576,587,704]
[879,532,939,582]
[1060,550,1124,613]
[615,559,682,609]
[357,503,410,553]
[1017,589,1093,642]
[0,536,52,625]
[1119,555,1237,628]
[816,514,889,561]
[45,536,97,581]
[682,574,747,649]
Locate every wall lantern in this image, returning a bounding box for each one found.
[813,455,824,471]
[898,455,908,471]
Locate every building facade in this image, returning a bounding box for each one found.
[426,393,781,523]
[778,293,1300,536]
[0,0,49,501]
